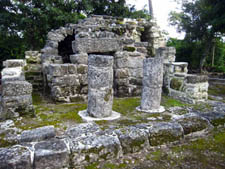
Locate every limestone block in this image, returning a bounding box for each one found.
[3,59,26,68]
[149,122,184,146]
[1,67,25,82]
[141,86,162,110]
[1,81,32,97]
[114,78,129,86]
[1,95,32,110]
[47,31,65,42]
[72,38,120,53]
[173,113,211,135]
[134,42,148,47]
[137,47,148,54]
[45,40,59,48]
[142,57,164,88]
[114,69,129,79]
[88,66,113,89]
[52,75,79,86]
[70,53,88,64]
[88,54,114,68]
[77,64,88,74]
[114,57,129,69]
[69,133,122,166]
[20,126,55,143]
[68,64,77,74]
[114,126,149,154]
[41,47,58,55]
[114,51,129,59]
[34,139,70,169]
[48,64,68,77]
[88,88,113,118]
[66,123,102,138]
[127,56,144,68]
[0,146,32,169]
[186,74,208,84]
[129,68,143,78]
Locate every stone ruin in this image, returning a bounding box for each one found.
[0,15,209,120]
[0,15,216,169]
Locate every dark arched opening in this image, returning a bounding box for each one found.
[58,34,75,63]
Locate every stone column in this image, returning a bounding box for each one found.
[139,56,164,112]
[87,55,114,118]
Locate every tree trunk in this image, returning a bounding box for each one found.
[200,35,213,73]
[148,0,153,18]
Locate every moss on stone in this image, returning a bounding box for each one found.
[123,46,136,52]
[161,95,187,108]
[170,78,183,91]
[113,97,140,116]
[112,27,126,35]
[0,133,17,148]
[104,89,112,102]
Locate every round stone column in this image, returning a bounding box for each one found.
[139,57,164,112]
[87,55,114,118]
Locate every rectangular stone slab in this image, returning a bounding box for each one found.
[72,38,120,53]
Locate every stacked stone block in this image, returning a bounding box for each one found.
[46,64,82,102]
[87,55,114,118]
[24,51,44,92]
[139,56,164,112]
[0,61,33,120]
[162,47,209,104]
[41,15,166,101]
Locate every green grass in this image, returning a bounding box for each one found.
[208,84,225,96]
[113,97,140,116]
[161,95,187,108]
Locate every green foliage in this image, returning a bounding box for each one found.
[169,0,225,72]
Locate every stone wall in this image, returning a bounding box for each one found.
[24,51,44,92]
[0,60,34,120]
[41,15,166,102]
[162,47,208,104]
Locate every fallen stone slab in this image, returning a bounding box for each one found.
[0,146,32,169]
[113,126,150,154]
[66,123,102,138]
[149,122,184,146]
[20,126,55,143]
[69,133,122,166]
[34,139,69,169]
[173,113,211,135]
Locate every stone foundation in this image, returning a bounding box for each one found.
[0,61,34,120]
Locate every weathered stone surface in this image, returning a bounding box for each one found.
[77,64,88,74]
[142,57,164,88]
[114,126,149,154]
[72,38,120,53]
[41,47,58,55]
[70,53,88,64]
[0,146,32,169]
[141,57,164,111]
[186,74,208,84]
[88,54,114,68]
[88,66,113,89]
[51,75,79,86]
[66,123,102,138]
[174,113,211,135]
[1,67,25,82]
[20,126,55,143]
[115,69,129,79]
[1,81,32,97]
[127,57,144,68]
[87,55,114,118]
[141,86,162,110]
[134,42,148,47]
[34,139,69,169]
[88,88,113,118]
[3,59,26,68]
[149,122,184,146]
[48,64,68,77]
[69,133,122,166]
